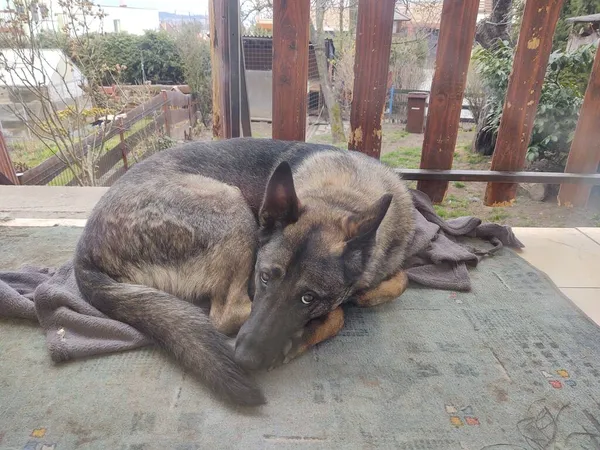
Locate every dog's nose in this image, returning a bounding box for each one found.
[234,336,264,371]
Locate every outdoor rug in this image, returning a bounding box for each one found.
[1,226,600,450]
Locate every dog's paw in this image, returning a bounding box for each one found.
[267,329,305,371]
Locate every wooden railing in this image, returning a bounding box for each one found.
[211,0,600,208]
[10,89,196,187]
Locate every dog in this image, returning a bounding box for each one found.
[73,138,416,406]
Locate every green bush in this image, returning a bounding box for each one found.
[41,30,185,85]
[473,41,595,168]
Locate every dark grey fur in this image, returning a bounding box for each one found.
[74,138,415,406]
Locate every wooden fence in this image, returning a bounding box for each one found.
[0,89,196,187]
[212,0,600,208]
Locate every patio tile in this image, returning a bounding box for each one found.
[512,228,600,289]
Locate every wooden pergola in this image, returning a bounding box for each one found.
[207,0,600,208]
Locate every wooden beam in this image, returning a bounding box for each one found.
[210,0,231,138]
[557,44,600,207]
[484,0,564,206]
[347,0,396,158]
[416,0,480,203]
[0,129,18,185]
[228,0,240,138]
[272,0,310,141]
[397,169,600,184]
[240,32,252,137]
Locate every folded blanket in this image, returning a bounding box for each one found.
[0,189,523,362]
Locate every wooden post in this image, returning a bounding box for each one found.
[557,45,600,207]
[484,0,564,206]
[0,129,18,184]
[416,0,480,203]
[161,90,172,137]
[272,0,310,141]
[118,117,128,171]
[228,0,240,138]
[210,0,231,138]
[240,33,252,137]
[347,0,397,159]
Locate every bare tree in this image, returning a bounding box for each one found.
[311,0,345,143]
[0,0,131,186]
[241,0,273,23]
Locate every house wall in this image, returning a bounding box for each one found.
[57,5,160,35]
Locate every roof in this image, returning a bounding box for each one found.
[394,11,410,21]
[566,13,600,23]
[0,49,76,87]
[396,2,443,29]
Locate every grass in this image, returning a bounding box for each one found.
[453,181,466,189]
[466,152,487,165]
[380,147,422,169]
[432,194,471,219]
[383,129,409,141]
[488,208,510,222]
[593,213,600,228]
[306,132,348,149]
[10,142,57,170]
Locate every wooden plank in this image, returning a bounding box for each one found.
[240,31,252,137]
[272,0,310,141]
[20,153,66,185]
[166,90,190,108]
[21,109,165,185]
[210,0,231,138]
[228,0,240,138]
[126,94,164,118]
[170,109,189,125]
[484,0,564,206]
[416,0,480,203]
[102,165,127,187]
[118,118,128,171]
[20,93,166,185]
[161,90,172,137]
[557,44,600,207]
[94,121,156,180]
[0,129,18,184]
[397,169,600,184]
[347,0,399,157]
[0,171,14,185]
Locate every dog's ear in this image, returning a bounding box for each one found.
[341,194,392,281]
[259,161,300,229]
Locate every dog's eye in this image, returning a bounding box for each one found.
[260,271,270,284]
[301,293,314,305]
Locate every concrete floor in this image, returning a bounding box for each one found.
[1,185,599,326]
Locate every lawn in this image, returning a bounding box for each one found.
[249,120,600,227]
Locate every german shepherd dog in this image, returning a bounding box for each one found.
[74,138,415,406]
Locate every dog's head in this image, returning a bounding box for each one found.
[234,161,392,371]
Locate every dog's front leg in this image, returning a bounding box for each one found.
[354,270,409,307]
[282,307,345,364]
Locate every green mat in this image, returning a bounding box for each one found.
[2,226,600,449]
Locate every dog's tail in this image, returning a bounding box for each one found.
[74,261,265,406]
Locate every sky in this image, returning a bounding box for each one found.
[99,0,209,15]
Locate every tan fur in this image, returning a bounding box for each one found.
[295,307,345,356]
[355,270,409,307]
[293,150,415,290]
